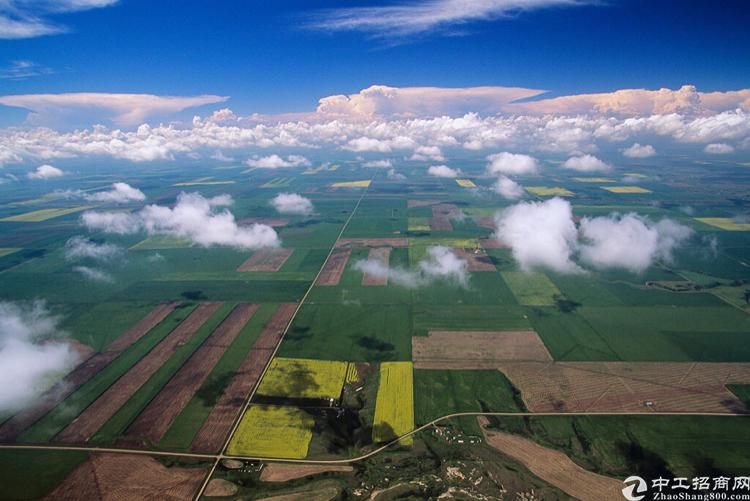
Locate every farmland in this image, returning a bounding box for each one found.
[226,405,314,458]
[372,361,414,445]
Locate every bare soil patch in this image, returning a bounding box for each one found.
[237,248,294,272]
[479,417,622,501]
[56,302,222,444]
[497,362,750,413]
[122,304,259,445]
[190,303,297,453]
[336,238,408,248]
[479,237,506,249]
[454,248,496,271]
[204,479,239,497]
[44,453,205,501]
[0,302,179,442]
[315,248,351,286]
[413,331,552,369]
[238,218,290,227]
[260,463,353,482]
[362,247,391,286]
[407,199,441,208]
[257,486,340,501]
[473,216,496,229]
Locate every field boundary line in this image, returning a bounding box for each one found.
[193,184,371,499]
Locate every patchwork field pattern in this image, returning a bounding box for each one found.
[315,248,350,285]
[695,217,750,231]
[237,248,294,272]
[373,362,414,445]
[497,362,750,413]
[0,206,94,222]
[526,187,574,197]
[501,271,562,305]
[226,405,314,458]
[256,357,348,400]
[413,330,552,369]
[362,247,390,286]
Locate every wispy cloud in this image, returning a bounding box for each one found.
[0,0,119,40]
[308,0,589,40]
[0,60,53,80]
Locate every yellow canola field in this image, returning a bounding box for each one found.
[372,361,414,446]
[256,357,348,399]
[227,405,313,458]
[695,218,750,231]
[1,206,94,222]
[331,180,371,188]
[456,179,477,188]
[525,186,574,197]
[601,186,652,193]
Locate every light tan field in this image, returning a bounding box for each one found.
[413,330,552,369]
[260,463,353,482]
[362,247,391,286]
[453,248,496,271]
[44,453,205,500]
[407,199,441,208]
[497,362,750,413]
[315,248,351,286]
[479,417,623,501]
[237,248,294,272]
[238,218,290,227]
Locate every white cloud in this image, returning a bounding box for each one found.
[210,151,234,162]
[84,182,145,203]
[0,60,53,80]
[0,301,79,413]
[486,152,539,175]
[704,143,734,154]
[409,145,445,161]
[495,197,693,274]
[562,154,612,172]
[363,159,392,168]
[494,197,580,273]
[308,0,590,39]
[245,154,311,168]
[27,163,63,179]
[344,137,393,152]
[0,0,118,40]
[353,245,468,288]
[0,93,227,126]
[387,168,406,180]
[622,143,656,158]
[427,164,460,178]
[493,175,524,199]
[73,265,113,283]
[270,192,314,216]
[579,214,692,273]
[82,192,280,249]
[64,236,120,261]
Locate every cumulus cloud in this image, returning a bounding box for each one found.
[493,175,524,199]
[270,192,314,216]
[0,93,227,126]
[561,154,612,172]
[245,154,311,168]
[494,197,580,273]
[622,143,656,158]
[64,236,120,261]
[353,245,468,288]
[704,143,734,154]
[579,214,692,272]
[427,164,460,178]
[495,197,693,273]
[73,265,113,283]
[0,301,79,413]
[82,192,280,249]
[409,145,445,161]
[486,152,539,175]
[387,168,406,180]
[363,159,392,168]
[308,0,590,39]
[27,163,63,179]
[84,182,145,203]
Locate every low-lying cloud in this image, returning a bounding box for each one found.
[270,192,314,216]
[494,197,693,273]
[704,143,734,154]
[82,192,280,249]
[353,245,468,288]
[492,175,524,200]
[622,143,656,158]
[73,265,114,283]
[486,152,539,175]
[0,301,79,413]
[84,182,145,203]
[561,154,612,172]
[245,154,311,168]
[27,164,63,179]
[427,164,459,178]
[64,236,121,261]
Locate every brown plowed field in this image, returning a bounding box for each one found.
[497,362,750,413]
[190,303,297,453]
[237,248,294,272]
[479,417,623,501]
[429,217,452,231]
[0,302,179,442]
[55,302,222,444]
[412,331,552,369]
[362,247,391,286]
[122,304,259,445]
[336,238,408,248]
[473,216,496,229]
[260,463,353,482]
[479,237,506,249]
[429,204,459,231]
[454,248,496,271]
[407,199,441,208]
[315,248,351,286]
[44,453,205,500]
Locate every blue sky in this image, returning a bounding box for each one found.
[1,0,749,117]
